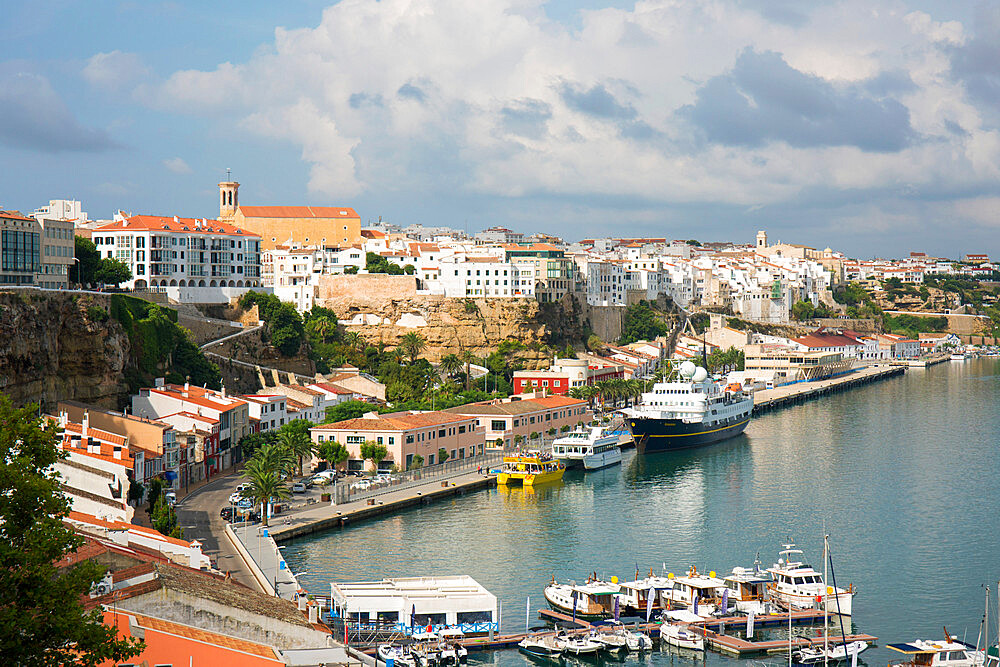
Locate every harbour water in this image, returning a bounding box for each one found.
[284,359,1000,667]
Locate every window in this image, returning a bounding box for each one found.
[438,429,446,438]
[491,420,505,431]
[458,425,466,434]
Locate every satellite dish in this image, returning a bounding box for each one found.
[692,367,708,382]
[680,361,697,378]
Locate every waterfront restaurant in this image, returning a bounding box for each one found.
[329,576,498,635]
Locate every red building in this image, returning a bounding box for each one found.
[512,358,624,395]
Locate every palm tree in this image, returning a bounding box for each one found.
[242,456,291,526]
[253,441,296,478]
[398,332,427,363]
[277,429,315,477]
[344,330,363,351]
[461,350,476,391]
[439,353,463,379]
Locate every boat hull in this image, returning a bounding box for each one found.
[627,416,750,454]
[497,467,565,486]
[583,448,623,470]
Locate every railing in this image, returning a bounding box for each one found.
[332,449,507,504]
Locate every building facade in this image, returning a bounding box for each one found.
[1,210,40,285]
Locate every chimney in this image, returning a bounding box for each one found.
[59,411,68,428]
[82,411,89,437]
[221,384,227,399]
[184,376,190,392]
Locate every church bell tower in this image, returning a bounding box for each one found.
[218,180,239,220]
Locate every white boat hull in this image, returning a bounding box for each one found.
[662,625,705,652]
[583,447,623,470]
[773,588,854,616]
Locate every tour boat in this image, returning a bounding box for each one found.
[795,640,869,664]
[766,543,855,616]
[551,427,623,471]
[622,362,753,454]
[661,623,705,651]
[496,455,564,486]
[887,637,984,667]
[554,633,603,655]
[518,636,565,659]
[544,576,620,619]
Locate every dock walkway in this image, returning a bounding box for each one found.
[753,364,903,414]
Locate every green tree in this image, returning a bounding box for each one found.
[461,350,476,391]
[403,264,416,275]
[151,496,182,539]
[344,266,359,274]
[365,252,405,275]
[94,257,133,286]
[398,331,427,363]
[359,441,389,471]
[439,353,463,378]
[71,235,101,286]
[277,427,314,477]
[437,447,450,464]
[409,454,424,470]
[620,300,668,344]
[325,400,381,423]
[791,300,815,321]
[316,441,351,470]
[242,449,292,526]
[0,396,144,665]
[557,344,577,359]
[586,334,605,352]
[146,477,164,516]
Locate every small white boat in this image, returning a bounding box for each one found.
[588,628,628,651]
[795,640,870,664]
[551,427,623,471]
[437,628,468,663]
[661,623,705,651]
[555,634,604,655]
[378,644,417,667]
[518,635,565,659]
[624,629,654,652]
[887,636,984,667]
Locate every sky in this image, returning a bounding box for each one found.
[1,0,998,259]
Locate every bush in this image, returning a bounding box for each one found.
[86,305,109,322]
[437,448,450,464]
[620,300,669,344]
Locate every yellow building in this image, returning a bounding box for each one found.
[217,181,361,250]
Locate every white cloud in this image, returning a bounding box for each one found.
[143,0,998,225]
[163,157,192,174]
[83,51,150,90]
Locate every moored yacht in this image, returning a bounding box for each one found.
[720,557,773,614]
[766,543,855,616]
[887,636,983,667]
[551,427,623,470]
[544,576,620,619]
[622,362,752,454]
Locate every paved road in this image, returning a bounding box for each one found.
[175,470,259,591]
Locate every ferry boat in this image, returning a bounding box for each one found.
[766,543,855,616]
[496,455,564,486]
[621,361,753,454]
[551,427,623,470]
[544,576,620,619]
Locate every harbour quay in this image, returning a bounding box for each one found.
[751,364,904,414]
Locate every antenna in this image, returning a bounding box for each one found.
[226,168,231,181]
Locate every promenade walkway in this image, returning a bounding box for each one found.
[753,364,903,413]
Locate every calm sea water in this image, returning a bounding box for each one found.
[284,359,1000,667]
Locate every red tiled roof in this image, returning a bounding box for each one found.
[309,382,353,395]
[238,205,358,219]
[525,395,588,408]
[1,210,35,222]
[95,215,260,237]
[122,611,282,661]
[315,411,473,431]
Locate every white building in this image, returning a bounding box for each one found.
[240,394,289,432]
[91,214,262,299]
[586,260,628,306]
[264,245,366,311]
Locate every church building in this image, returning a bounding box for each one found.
[217,180,362,250]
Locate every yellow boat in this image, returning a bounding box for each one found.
[496,455,565,486]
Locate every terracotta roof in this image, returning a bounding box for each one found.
[524,395,587,408]
[315,411,473,431]
[95,215,260,237]
[0,210,35,222]
[238,205,358,219]
[309,382,354,395]
[119,611,281,661]
[67,510,196,548]
[60,420,127,446]
[147,385,246,412]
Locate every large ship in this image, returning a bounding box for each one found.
[621,361,753,453]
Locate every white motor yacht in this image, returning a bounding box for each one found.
[551,427,623,471]
[555,633,603,655]
[766,543,855,616]
[721,558,773,614]
[795,640,869,664]
[518,635,564,659]
[661,623,705,651]
[544,576,620,619]
[378,644,417,667]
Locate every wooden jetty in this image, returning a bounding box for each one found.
[706,631,879,657]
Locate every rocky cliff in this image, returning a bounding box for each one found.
[0,291,131,410]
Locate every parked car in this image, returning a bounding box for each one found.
[221,507,260,523]
[351,480,372,491]
[291,482,307,493]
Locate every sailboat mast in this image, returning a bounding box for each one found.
[824,534,830,667]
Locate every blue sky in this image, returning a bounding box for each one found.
[1,1,997,259]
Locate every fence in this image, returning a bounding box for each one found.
[332,449,507,504]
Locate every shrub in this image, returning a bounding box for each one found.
[86,305,109,322]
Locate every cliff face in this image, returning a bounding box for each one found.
[0,292,131,410]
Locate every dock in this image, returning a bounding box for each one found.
[753,364,904,414]
[706,631,879,656]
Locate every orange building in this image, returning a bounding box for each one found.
[217,181,362,250]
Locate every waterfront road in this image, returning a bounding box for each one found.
[175,471,259,591]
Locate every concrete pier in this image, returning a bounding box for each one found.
[752,364,904,414]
